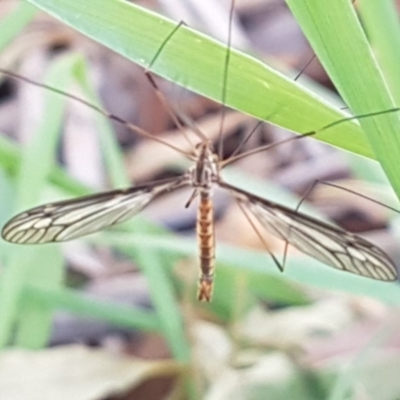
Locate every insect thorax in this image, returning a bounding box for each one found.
[189,143,219,191]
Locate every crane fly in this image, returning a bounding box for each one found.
[1,3,398,301]
[1,120,398,301]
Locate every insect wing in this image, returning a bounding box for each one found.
[2,176,189,244]
[219,182,397,281]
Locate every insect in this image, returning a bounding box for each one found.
[1,3,398,301]
[1,111,398,301]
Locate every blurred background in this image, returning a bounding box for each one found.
[1,0,400,399]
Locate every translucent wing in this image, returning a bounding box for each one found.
[219,182,397,281]
[2,176,189,244]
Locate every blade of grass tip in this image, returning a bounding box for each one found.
[0,56,75,348]
[357,0,400,106]
[0,2,37,53]
[26,0,379,161]
[286,0,400,200]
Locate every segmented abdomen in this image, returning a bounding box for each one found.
[197,191,215,302]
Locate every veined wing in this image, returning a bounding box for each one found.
[2,176,189,244]
[219,181,397,281]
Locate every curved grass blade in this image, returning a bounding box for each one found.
[25,0,380,160]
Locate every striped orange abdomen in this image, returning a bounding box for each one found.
[197,192,215,301]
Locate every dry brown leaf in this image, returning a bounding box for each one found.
[0,345,181,400]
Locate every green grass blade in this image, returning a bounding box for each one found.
[0,57,75,347]
[26,0,381,160]
[286,0,400,198]
[25,285,160,332]
[357,0,400,105]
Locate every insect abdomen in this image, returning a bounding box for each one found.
[197,192,215,302]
